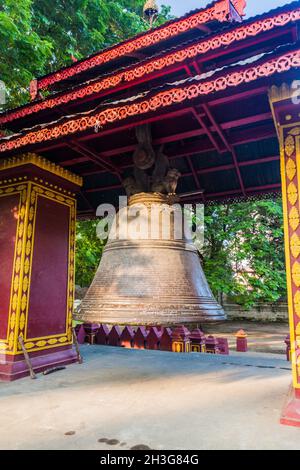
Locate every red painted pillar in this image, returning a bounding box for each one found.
[270,85,300,426]
[0,154,82,380]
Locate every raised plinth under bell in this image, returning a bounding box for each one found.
[78,193,225,326]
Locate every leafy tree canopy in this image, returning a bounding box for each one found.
[203,199,286,308]
[0,0,173,108]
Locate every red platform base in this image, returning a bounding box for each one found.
[0,347,78,381]
[280,384,300,427]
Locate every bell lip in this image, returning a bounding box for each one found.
[75,313,227,326]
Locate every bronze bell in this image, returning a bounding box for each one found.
[77,193,226,326]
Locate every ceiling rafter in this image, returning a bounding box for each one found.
[67,140,122,180]
[83,155,280,195]
[202,103,246,196]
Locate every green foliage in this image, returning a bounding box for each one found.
[75,220,105,287]
[0,0,173,108]
[202,199,286,308]
[0,0,53,107]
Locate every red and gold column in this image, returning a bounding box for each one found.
[0,154,82,380]
[270,85,300,426]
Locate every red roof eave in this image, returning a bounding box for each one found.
[1,46,299,155]
[1,4,298,127]
[34,0,246,93]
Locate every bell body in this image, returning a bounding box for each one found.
[78,193,226,325]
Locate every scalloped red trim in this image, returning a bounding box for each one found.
[1,48,299,154]
[36,0,246,91]
[1,6,298,127]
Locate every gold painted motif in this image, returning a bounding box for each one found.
[0,154,83,187]
[285,135,295,157]
[294,291,300,318]
[0,183,26,353]
[292,261,300,287]
[291,233,300,258]
[286,158,297,181]
[288,182,298,206]
[289,206,300,231]
[288,127,300,136]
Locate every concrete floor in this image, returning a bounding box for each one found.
[0,345,299,450]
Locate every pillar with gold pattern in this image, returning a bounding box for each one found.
[0,154,82,380]
[270,84,300,426]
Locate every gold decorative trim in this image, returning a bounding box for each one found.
[278,125,300,388]
[21,183,76,353]
[0,154,83,187]
[269,83,296,137]
[289,206,300,231]
[0,183,26,354]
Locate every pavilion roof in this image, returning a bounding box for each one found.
[0,1,299,213]
[1,42,299,155]
[1,1,299,131]
[31,0,247,95]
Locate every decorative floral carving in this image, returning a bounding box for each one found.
[289,207,300,231]
[285,136,295,158]
[1,7,299,125]
[292,261,300,287]
[0,154,83,187]
[294,291,300,318]
[288,182,298,206]
[291,233,300,258]
[1,49,300,154]
[286,158,296,181]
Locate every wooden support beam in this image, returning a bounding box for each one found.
[67,140,122,180]
[202,103,246,196]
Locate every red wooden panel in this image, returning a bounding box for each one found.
[0,194,20,339]
[27,196,70,338]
